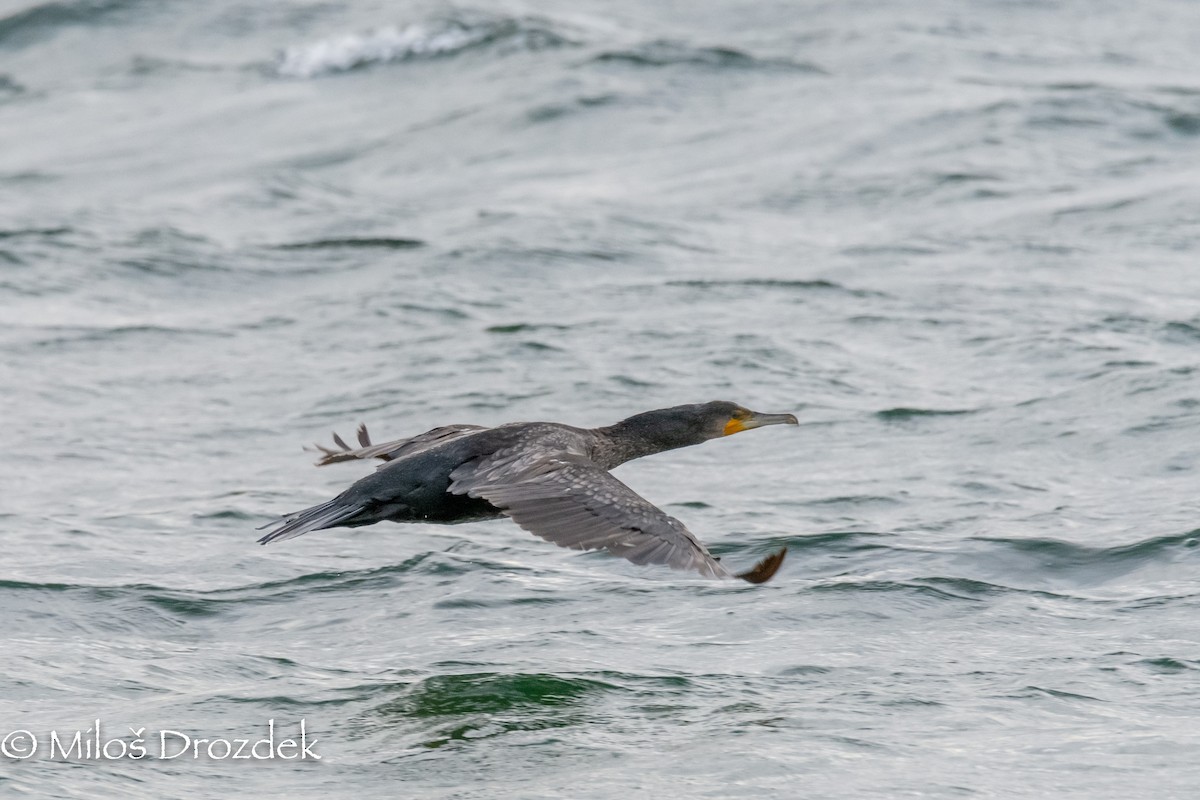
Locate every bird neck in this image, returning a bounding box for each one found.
[592,418,699,469]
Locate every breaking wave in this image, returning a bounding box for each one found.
[277,14,574,78]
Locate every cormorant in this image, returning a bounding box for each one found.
[258,401,797,583]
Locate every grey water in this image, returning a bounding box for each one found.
[3,0,1200,796]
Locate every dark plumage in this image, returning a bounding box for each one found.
[258,401,798,583]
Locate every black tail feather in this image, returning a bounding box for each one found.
[257,499,362,545]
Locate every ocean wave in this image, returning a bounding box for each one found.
[0,0,136,48]
[971,529,1200,570]
[277,14,574,79]
[0,74,25,97]
[376,672,619,719]
[0,226,70,239]
[0,555,445,621]
[19,323,233,348]
[351,671,622,749]
[808,576,1074,602]
[876,406,980,420]
[669,278,841,291]
[274,237,425,251]
[589,39,825,73]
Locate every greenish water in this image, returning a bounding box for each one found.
[4,1,1200,797]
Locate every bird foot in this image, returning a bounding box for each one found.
[734,546,787,584]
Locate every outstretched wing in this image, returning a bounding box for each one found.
[310,423,487,466]
[449,452,785,583]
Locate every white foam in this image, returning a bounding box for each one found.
[277,22,496,78]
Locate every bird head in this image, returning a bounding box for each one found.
[699,400,800,440]
[614,401,799,451]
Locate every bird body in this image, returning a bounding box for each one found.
[259,401,797,583]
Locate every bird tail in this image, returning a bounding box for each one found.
[257,498,362,545]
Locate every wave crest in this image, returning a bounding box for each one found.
[277,15,571,78]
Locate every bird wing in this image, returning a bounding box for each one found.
[310,423,488,466]
[449,452,785,582]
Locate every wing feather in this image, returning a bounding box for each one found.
[449,453,733,579]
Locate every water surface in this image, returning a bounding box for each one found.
[3,1,1200,797]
